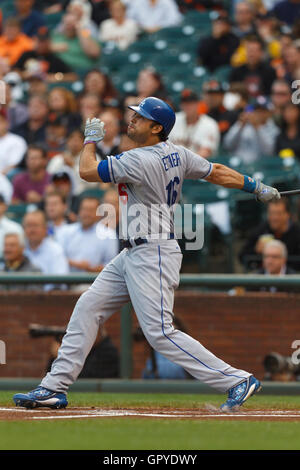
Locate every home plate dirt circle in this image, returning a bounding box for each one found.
[1,407,300,421]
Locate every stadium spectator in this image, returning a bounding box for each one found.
[12,145,51,204]
[12,94,48,145]
[0,194,24,260]
[223,95,279,164]
[0,232,42,291]
[275,103,300,160]
[0,174,13,205]
[201,79,239,140]
[13,26,76,83]
[169,89,220,158]
[222,82,250,113]
[14,0,46,38]
[50,11,101,72]
[270,79,292,127]
[96,110,121,160]
[48,171,80,220]
[26,75,48,98]
[126,0,182,34]
[99,0,139,50]
[66,0,98,38]
[45,115,68,158]
[247,239,297,292]
[135,67,168,101]
[260,239,296,275]
[254,12,281,61]
[23,210,69,278]
[47,130,93,195]
[232,1,257,39]
[0,18,34,67]
[47,87,81,133]
[4,82,29,131]
[83,69,118,102]
[57,197,118,273]
[229,35,277,97]
[280,41,300,84]
[271,0,300,26]
[239,198,300,271]
[0,113,27,176]
[79,92,103,122]
[44,192,69,239]
[197,12,240,72]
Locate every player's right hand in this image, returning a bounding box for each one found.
[254,181,281,203]
[84,118,105,145]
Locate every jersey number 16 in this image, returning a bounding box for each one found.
[166,177,180,206]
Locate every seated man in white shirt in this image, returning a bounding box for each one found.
[0,112,27,176]
[169,89,220,158]
[126,0,182,34]
[57,197,118,273]
[44,191,69,240]
[0,174,13,205]
[0,193,24,260]
[99,0,139,50]
[23,210,69,282]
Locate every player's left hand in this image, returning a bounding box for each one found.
[84,118,105,144]
[254,181,281,203]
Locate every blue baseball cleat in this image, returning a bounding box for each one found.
[220,376,262,412]
[13,386,68,409]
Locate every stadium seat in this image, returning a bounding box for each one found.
[79,188,105,201]
[244,156,300,192]
[6,204,28,224]
[45,12,63,31]
[0,1,15,20]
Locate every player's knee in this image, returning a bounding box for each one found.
[74,290,105,320]
[144,326,172,351]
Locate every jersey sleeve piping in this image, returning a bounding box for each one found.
[202,162,213,179]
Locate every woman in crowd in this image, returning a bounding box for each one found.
[48,86,81,132]
[275,103,300,160]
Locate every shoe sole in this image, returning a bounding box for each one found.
[241,382,262,404]
[14,398,67,410]
[220,382,262,413]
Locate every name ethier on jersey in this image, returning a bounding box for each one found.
[161,152,181,171]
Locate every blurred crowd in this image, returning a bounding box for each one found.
[0,0,299,285]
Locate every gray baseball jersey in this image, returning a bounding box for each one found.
[41,140,251,394]
[102,140,213,238]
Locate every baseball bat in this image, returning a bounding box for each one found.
[279,189,300,196]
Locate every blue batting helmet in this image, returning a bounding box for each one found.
[128,97,176,137]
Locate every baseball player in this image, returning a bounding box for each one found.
[13,97,280,412]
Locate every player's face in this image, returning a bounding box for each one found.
[127,112,156,144]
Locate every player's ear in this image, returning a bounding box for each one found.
[151,123,163,136]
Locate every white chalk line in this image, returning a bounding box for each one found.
[1,407,300,420]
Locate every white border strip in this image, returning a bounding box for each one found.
[1,408,300,420]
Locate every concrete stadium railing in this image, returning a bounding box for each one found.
[1,272,300,287]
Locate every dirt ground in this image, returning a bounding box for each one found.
[1,406,300,421]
